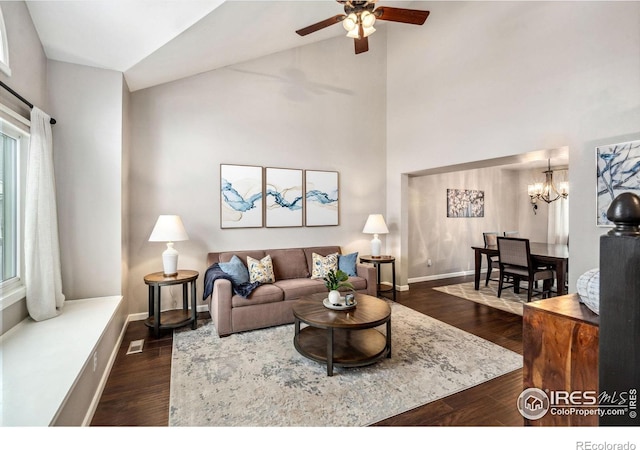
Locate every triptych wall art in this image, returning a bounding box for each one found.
[220,164,339,228]
[596,139,640,226]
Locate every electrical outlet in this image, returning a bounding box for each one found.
[93,352,98,372]
[427,259,432,267]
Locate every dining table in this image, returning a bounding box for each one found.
[471,242,570,296]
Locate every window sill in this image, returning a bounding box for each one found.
[0,281,25,311]
[1,295,123,426]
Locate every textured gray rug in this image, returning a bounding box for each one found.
[432,282,528,316]
[169,301,522,426]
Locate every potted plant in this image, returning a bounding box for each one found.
[323,269,355,305]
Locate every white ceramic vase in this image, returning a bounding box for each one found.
[328,290,342,305]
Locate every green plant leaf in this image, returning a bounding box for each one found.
[323,269,355,291]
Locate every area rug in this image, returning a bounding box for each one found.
[432,282,528,316]
[169,301,522,426]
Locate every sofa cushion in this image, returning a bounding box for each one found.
[274,278,328,300]
[268,248,310,280]
[310,252,338,279]
[348,276,367,292]
[220,250,265,264]
[218,255,250,285]
[231,283,284,307]
[338,252,359,277]
[247,255,275,283]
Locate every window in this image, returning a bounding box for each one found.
[1,130,17,281]
[0,119,27,308]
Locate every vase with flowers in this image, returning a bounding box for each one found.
[323,269,355,305]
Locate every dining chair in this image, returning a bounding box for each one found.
[503,231,519,237]
[482,232,500,286]
[497,237,555,302]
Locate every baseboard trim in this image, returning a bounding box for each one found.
[408,269,485,284]
[380,281,410,292]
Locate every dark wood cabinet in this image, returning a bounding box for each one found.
[523,293,599,426]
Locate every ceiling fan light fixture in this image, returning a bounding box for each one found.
[343,13,358,31]
[296,1,430,54]
[346,27,360,39]
[363,25,376,37]
[361,10,376,28]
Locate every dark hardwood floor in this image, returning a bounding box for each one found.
[90,275,524,427]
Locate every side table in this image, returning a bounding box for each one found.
[359,255,396,301]
[144,270,199,337]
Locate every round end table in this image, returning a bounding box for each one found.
[144,269,199,337]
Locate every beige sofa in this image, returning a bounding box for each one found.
[205,246,377,337]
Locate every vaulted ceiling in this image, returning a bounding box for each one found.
[25,0,416,92]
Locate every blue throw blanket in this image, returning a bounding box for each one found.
[202,263,261,300]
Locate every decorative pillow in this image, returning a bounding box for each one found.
[247,255,275,284]
[218,255,250,285]
[338,252,358,277]
[310,252,338,279]
[577,268,600,315]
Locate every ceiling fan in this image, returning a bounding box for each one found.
[295,1,430,55]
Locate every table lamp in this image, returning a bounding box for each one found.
[362,214,389,257]
[149,215,189,276]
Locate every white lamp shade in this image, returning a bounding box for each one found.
[362,214,389,234]
[149,215,189,242]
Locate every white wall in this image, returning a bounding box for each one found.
[0,1,47,116]
[48,61,126,300]
[386,1,640,288]
[127,35,388,314]
[408,166,519,280]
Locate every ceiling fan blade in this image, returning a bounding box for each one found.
[296,14,345,36]
[374,7,430,25]
[354,36,369,54]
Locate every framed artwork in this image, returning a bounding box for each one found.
[265,167,303,227]
[220,164,263,228]
[596,140,640,226]
[446,189,485,218]
[305,170,339,226]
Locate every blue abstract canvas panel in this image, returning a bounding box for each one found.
[265,167,303,227]
[596,140,640,226]
[446,189,484,218]
[305,170,339,226]
[220,164,263,228]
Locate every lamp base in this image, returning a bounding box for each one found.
[162,242,179,277]
[370,234,382,257]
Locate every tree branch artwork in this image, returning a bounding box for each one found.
[596,140,640,226]
[447,189,485,218]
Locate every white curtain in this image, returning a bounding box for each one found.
[547,169,569,245]
[547,197,569,245]
[25,107,65,321]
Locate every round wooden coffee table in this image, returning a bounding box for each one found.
[292,293,391,376]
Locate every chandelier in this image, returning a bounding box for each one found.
[527,159,569,213]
